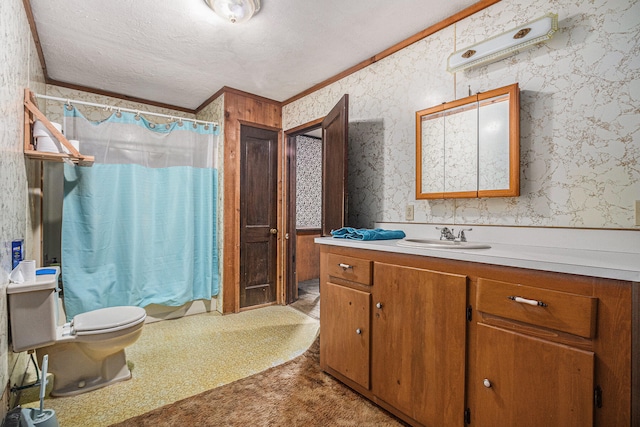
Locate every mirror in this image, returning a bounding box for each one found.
[416,83,519,199]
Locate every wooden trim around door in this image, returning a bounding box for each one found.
[284,120,324,305]
[222,90,282,314]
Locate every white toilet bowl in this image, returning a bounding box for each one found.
[7,267,146,397]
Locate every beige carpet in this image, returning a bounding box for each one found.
[18,306,319,426]
[110,337,407,427]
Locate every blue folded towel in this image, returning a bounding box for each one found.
[331,227,406,241]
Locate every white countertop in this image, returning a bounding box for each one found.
[315,236,640,282]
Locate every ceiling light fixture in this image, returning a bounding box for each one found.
[447,13,558,73]
[204,0,261,24]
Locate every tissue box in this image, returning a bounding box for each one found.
[12,240,24,269]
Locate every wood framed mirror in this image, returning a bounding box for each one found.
[416,83,519,199]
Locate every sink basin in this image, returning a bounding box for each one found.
[397,238,491,250]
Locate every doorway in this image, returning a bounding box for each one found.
[287,129,322,319]
[285,95,349,309]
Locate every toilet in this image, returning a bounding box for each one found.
[7,267,146,397]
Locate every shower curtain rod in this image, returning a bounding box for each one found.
[34,93,219,128]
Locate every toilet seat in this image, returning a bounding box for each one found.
[72,306,146,336]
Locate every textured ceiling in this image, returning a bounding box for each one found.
[29,0,481,109]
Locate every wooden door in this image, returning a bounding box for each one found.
[474,323,594,427]
[322,95,348,236]
[285,134,298,304]
[320,281,371,389]
[240,125,278,308]
[372,262,467,426]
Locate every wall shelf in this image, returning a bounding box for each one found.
[23,89,94,167]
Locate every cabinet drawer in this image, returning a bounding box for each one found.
[476,278,597,338]
[327,253,372,286]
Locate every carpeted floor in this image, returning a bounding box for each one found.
[18,306,319,426]
[110,337,407,427]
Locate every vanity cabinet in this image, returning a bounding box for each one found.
[320,253,372,389]
[320,249,468,426]
[471,278,598,426]
[474,324,594,427]
[371,263,467,426]
[319,244,634,427]
[322,282,371,388]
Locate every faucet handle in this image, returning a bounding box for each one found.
[456,228,473,242]
[436,226,455,241]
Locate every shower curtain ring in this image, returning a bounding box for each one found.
[178,118,183,127]
[134,111,141,121]
[115,108,122,118]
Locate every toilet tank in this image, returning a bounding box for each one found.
[7,267,60,352]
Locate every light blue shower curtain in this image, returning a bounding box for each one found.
[61,107,220,319]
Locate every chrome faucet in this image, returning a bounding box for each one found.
[436,227,456,241]
[436,227,473,242]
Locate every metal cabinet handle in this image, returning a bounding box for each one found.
[339,263,353,270]
[376,302,382,309]
[508,295,547,307]
[356,328,362,335]
[483,379,492,388]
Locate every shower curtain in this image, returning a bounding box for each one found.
[61,106,220,319]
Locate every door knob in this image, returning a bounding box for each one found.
[376,302,382,309]
[356,328,362,335]
[483,378,492,388]
[270,228,278,235]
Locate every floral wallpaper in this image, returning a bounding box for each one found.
[295,136,322,229]
[0,0,46,404]
[283,0,640,229]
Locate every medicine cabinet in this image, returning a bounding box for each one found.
[416,83,519,199]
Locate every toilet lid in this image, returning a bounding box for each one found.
[73,306,146,335]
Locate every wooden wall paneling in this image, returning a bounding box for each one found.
[222,89,282,313]
[296,229,322,282]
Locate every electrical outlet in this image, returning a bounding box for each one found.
[636,200,640,226]
[405,204,414,221]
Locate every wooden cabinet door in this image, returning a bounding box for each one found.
[372,262,467,426]
[475,323,594,427]
[320,281,371,389]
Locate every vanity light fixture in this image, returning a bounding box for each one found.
[447,12,558,73]
[204,0,260,24]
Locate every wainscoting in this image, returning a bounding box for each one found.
[296,229,321,282]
